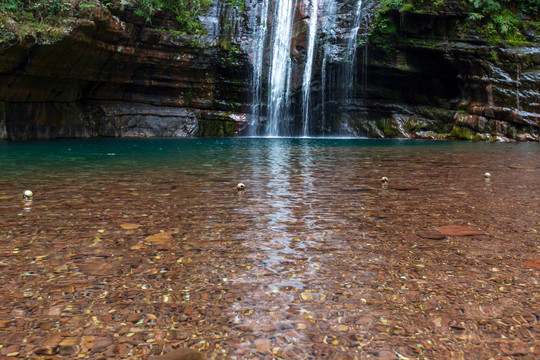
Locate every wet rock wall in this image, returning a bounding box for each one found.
[0,2,250,140]
[348,8,540,141]
[0,0,539,141]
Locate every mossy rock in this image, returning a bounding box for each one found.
[197,119,236,137]
[375,118,402,138]
[450,125,476,140]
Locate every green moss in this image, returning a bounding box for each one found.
[450,125,475,140]
[505,39,532,47]
[375,118,401,138]
[190,37,206,52]
[224,120,235,136]
[183,89,192,106]
[0,0,70,19]
[198,120,236,137]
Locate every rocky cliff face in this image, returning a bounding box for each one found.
[0,1,250,140]
[1,0,539,141]
[343,4,540,141]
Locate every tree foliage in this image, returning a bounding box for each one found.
[465,0,538,42]
[0,0,69,21]
[373,0,539,43]
[132,0,214,34]
[0,0,221,35]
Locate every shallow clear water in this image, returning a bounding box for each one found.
[0,138,539,359]
[1,137,530,178]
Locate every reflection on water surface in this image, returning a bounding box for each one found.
[0,138,539,359]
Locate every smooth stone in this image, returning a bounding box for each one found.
[148,348,205,360]
[374,350,398,359]
[524,258,540,270]
[77,262,124,276]
[91,337,113,353]
[416,230,446,240]
[391,186,419,191]
[436,225,484,236]
[34,347,58,356]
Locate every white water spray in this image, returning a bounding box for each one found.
[266,0,296,136]
[344,0,364,103]
[248,0,371,136]
[249,0,270,135]
[302,0,320,137]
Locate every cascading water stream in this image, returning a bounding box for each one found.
[319,0,338,135]
[248,0,371,137]
[249,0,270,136]
[344,0,364,104]
[321,55,328,133]
[266,0,296,137]
[301,0,320,137]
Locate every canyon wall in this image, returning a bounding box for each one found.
[0,0,538,141]
[347,4,540,141]
[0,1,250,140]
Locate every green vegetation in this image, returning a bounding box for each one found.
[227,0,246,12]
[0,0,70,21]
[371,0,539,44]
[0,0,72,42]
[132,0,245,35]
[375,0,444,13]
[133,0,213,34]
[375,118,401,137]
[450,125,475,140]
[465,0,539,43]
[224,43,240,66]
[0,0,232,38]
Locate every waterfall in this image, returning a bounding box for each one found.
[249,0,270,136]
[321,55,327,134]
[248,0,371,137]
[319,0,338,135]
[333,0,370,134]
[344,0,364,104]
[266,0,296,137]
[301,0,320,137]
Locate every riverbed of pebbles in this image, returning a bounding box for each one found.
[0,144,538,359]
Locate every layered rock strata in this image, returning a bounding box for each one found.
[0,2,249,140]
[348,7,540,141]
[0,1,538,141]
